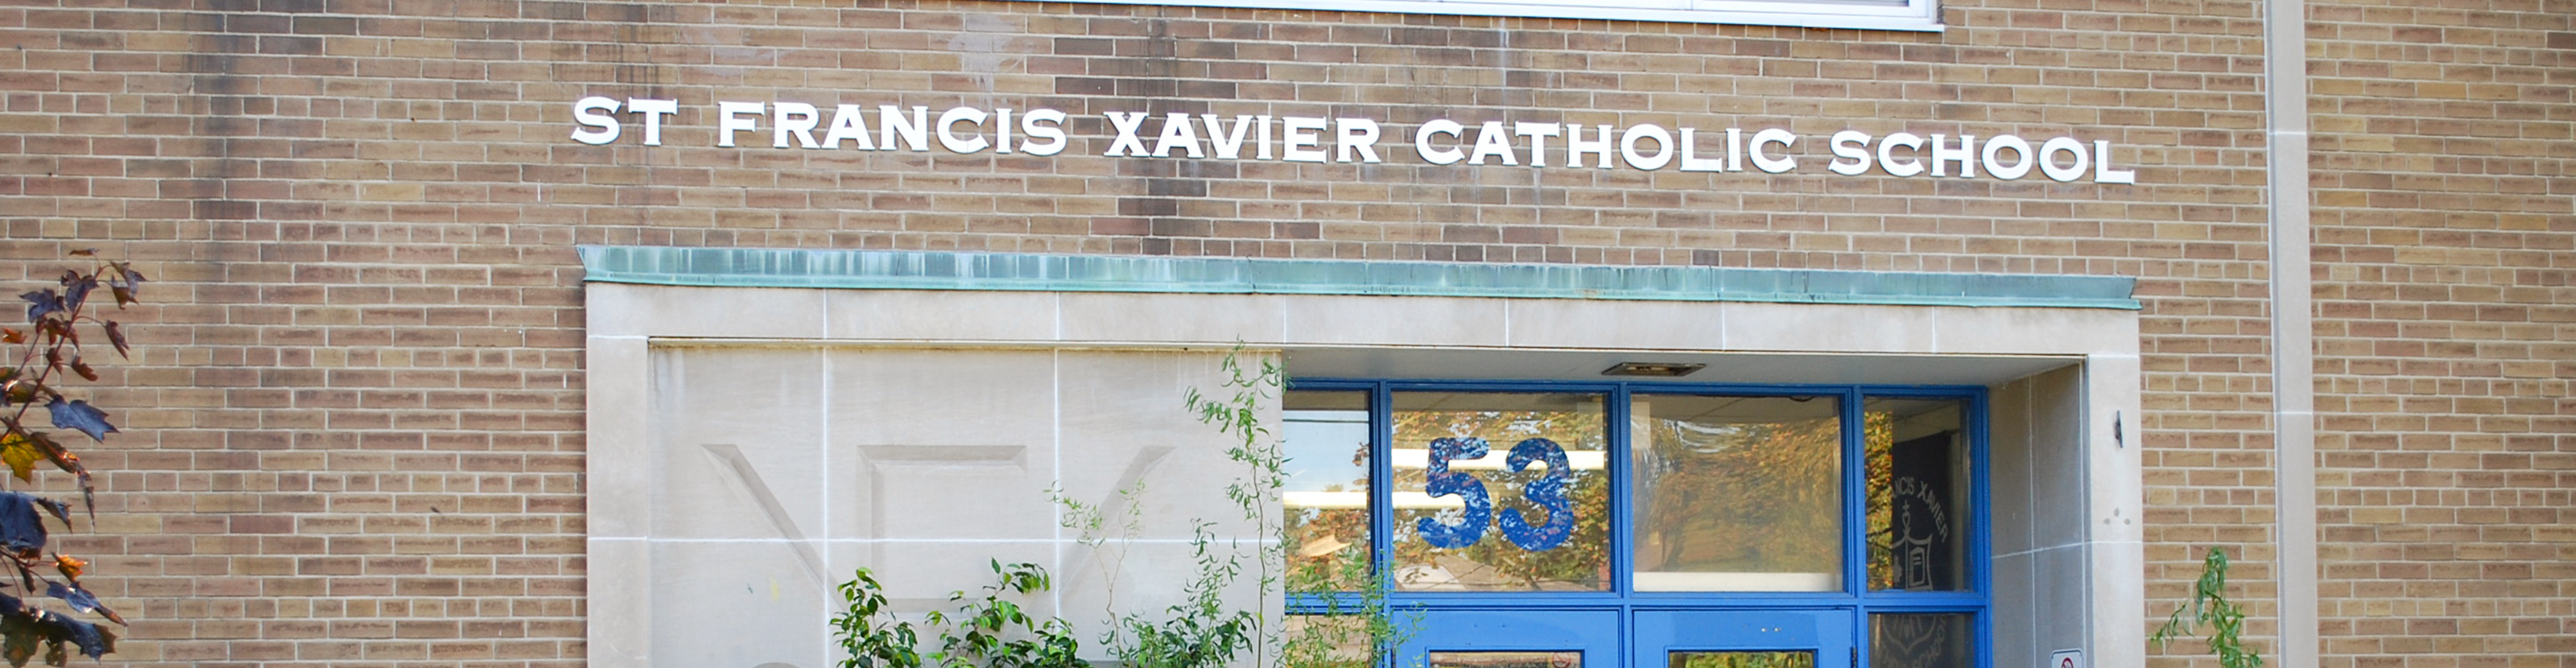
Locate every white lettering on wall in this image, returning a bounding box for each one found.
[1151,112,1204,159]
[1827,130,1872,176]
[1983,135,2035,180]
[1620,124,1673,171]
[715,101,762,148]
[1879,133,1925,178]
[1281,117,1328,163]
[939,107,990,154]
[774,102,821,149]
[1104,111,1151,157]
[822,105,876,150]
[1019,109,1067,156]
[570,97,621,145]
[1417,119,1466,166]
[564,97,2148,183]
[1748,128,1798,174]
[1335,118,1381,163]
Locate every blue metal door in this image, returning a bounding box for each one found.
[1635,610,1856,668]
[1397,611,1620,668]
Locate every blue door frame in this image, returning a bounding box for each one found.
[1639,610,1855,668]
[1397,610,1619,668]
[1288,378,1992,668]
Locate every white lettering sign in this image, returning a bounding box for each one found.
[566,97,2141,183]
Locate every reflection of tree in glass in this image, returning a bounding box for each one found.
[1637,413,1839,574]
[1284,436,1370,592]
[1860,412,1897,590]
[1670,652,1817,668]
[1391,404,1609,592]
[1286,507,1368,592]
[1284,614,1377,668]
[1869,614,1970,668]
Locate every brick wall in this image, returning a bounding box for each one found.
[2307,2,2576,668]
[2,0,2553,666]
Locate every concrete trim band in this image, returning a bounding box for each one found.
[577,245,2143,311]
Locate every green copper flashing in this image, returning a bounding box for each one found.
[577,245,2140,310]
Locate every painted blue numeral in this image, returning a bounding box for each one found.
[1416,437,1492,549]
[1498,438,1575,550]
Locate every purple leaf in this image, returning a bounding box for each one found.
[0,607,114,662]
[0,493,49,557]
[17,291,60,324]
[56,615,113,659]
[56,276,93,315]
[40,583,118,626]
[42,399,113,443]
[39,584,89,616]
[114,266,143,302]
[101,323,126,359]
[103,263,145,307]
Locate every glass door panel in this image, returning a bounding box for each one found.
[1637,611,1854,668]
[1399,610,1618,668]
[1868,613,1973,668]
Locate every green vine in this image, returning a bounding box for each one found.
[1183,348,1420,668]
[1281,551,1419,668]
[1096,517,1258,668]
[833,561,1084,668]
[2151,547,2263,668]
[832,567,919,668]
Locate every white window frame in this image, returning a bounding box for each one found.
[1035,0,1941,31]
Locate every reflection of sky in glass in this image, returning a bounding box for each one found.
[1631,395,1842,591]
[1285,409,1368,491]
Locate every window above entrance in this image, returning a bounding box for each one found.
[1284,381,1988,668]
[1019,0,1942,32]
[1285,382,1984,596]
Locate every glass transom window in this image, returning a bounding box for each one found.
[1286,380,1987,668]
[1030,0,1941,31]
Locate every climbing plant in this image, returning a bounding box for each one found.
[1066,348,1416,668]
[0,251,140,665]
[2151,546,2263,668]
[1051,350,1278,668]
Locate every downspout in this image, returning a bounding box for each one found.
[2263,0,2318,666]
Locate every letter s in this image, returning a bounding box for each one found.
[1827,130,1873,176]
[1018,109,1067,156]
[571,97,620,145]
[1417,437,1492,549]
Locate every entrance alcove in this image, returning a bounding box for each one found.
[580,246,2142,668]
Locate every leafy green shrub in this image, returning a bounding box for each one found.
[834,560,1083,668]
